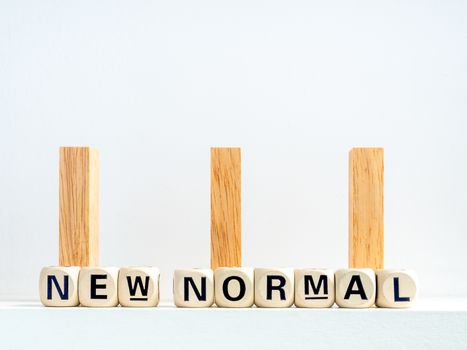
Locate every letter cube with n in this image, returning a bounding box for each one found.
[335,268,376,308]
[78,267,119,307]
[39,266,80,306]
[376,269,418,308]
[254,268,294,307]
[214,267,254,307]
[173,269,214,307]
[294,269,335,308]
[118,267,160,307]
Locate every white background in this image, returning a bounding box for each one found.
[0,0,466,300]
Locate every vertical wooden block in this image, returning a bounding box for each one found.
[294,268,335,308]
[118,267,160,307]
[39,266,80,307]
[349,147,384,269]
[376,269,418,308]
[59,147,99,266]
[173,269,214,307]
[78,267,119,307]
[254,268,294,308]
[214,267,254,308]
[335,268,376,308]
[211,148,241,270]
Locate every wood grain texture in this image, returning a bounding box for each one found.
[349,148,384,269]
[59,147,99,266]
[210,148,241,269]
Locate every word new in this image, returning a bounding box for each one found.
[39,266,417,308]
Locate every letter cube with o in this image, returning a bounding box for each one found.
[118,267,160,307]
[173,269,214,307]
[78,267,119,307]
[39,266,80,307]
[214,267,254,307]
[254,268,294,307]
[335,268,376,308]
[294,268,335,308]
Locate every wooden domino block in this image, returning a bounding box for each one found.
[210,148,241,270]
[78,267,119,307]
[335,268,376,308]
[214,267,254,308]
[294,268,335,308]
[254,268,294,308]
[118,267,160,307]
[59,147,99,266]
[376,269,418,308]
[173,269,214,307]
[349,148,384,269]
[39,266,80,307]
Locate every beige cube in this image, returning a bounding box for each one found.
[294,268,335,308]
[376,269,418,308]
[78,267,119,307]
[254,268,294,308]
[335,268,375,308]
[173,269,214,307]
[39,266,80,307]
[118,267,160,307]
[214,267,254,308]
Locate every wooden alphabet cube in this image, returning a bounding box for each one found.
[214,267,254,308]
[118,267,160,307]
[78,267,119,307]
[335,268,376,308]
[294,268,335,308]
[254,268,294,308]
[39,266,80,307]
[376,269,418,308]
[173,269,214,307]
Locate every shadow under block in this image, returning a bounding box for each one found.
[210,148,241,270]
[376,269,418,308]
[349,148,384,269]
[254,268,294,308]
[59,147,99,266]
[335,268,376,308]
[294,269,335,308]
[39,266,80,307]
[118,267,160,307]
[214,267,254,308]
[78,267,119,307]
[173,269,214,307]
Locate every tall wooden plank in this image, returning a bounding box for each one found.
[349,147,384,269]
[210,147,241,269]
[59,147,99,266]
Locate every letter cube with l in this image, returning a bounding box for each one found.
[173,269,214,307]
[39,266,80,307]
[214,267,254,307]
[254,268,294,307]
[294,268,335,308]
[335,268,376,308]
[118,267,160,307]
[376,269,418,308]
[78,267,119,307]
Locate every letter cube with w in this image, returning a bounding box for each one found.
[173,269,214,307]
[39,266,80,306]
[118,267,160,307]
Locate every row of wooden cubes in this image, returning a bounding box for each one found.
[40,267,417,308]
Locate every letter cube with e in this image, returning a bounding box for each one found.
[294,268,335,308]
[254,268,294,307]
[214,267,254,307]
[335,268,376,308]
[118,267,160,307]
[78,267,119,307]
[39,266,80,307]
[376,269,418,308]
[173,269,214,307]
